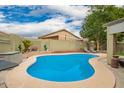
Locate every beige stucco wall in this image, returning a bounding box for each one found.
[49,40,84,51]
[29,39,84,51]
[29,39,50,51]
[9,34,23,51]
[0,33,12,52]
[42,30,79,40]
[0,40,12,52]
[0,33,23,53]
[0,32,84,53]
[26,35,85,51]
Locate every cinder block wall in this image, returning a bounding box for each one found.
[0,33,22,53]
[0,36,85,52]
[30,39,85,51]
[0,41,12,52]
[48,39,84,51]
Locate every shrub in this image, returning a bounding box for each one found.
[18,44,22,52]
[22,40,32,53]
[44,44,48,51]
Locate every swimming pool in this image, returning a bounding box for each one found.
[27,53,97,82]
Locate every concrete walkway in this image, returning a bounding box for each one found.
[5,53,115,88]
[0,69,11,88]
[101,58,124,88]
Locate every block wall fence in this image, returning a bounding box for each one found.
[2,34,122,53]
[0,36,85,52]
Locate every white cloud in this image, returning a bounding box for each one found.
[0,6,90,38]
[68,20,82,26]
[73,31,80,37]
[29,6,90,19]
[0,16,82,38]
[47,6,89,19]
[0,12,5,22]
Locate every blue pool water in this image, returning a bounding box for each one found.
[27,54,97,82]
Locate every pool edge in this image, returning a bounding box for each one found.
[5,53,116,88]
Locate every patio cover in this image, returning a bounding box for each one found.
[105,17,124,64]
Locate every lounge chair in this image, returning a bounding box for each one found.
[89,47,97,53]
[83,47,90,53]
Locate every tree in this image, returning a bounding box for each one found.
[116,33,124,42]
[22,40,32,52]
[80,5,124,51]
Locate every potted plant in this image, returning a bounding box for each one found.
[18,44,22,53]
[44,44,48,51]
[111,55,119,68]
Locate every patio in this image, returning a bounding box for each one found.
[0,52,124,88]
[101,57,124,87]
[0,53,115,88]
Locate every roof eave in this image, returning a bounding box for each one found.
[104,17,124,27]
[38,29,81,39]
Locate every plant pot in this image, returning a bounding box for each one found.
[113,55,119,58]
[111,56,119,68]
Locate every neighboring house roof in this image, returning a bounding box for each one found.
[38,29,81,39]
[105,17,124,27]
[41,35,59,39]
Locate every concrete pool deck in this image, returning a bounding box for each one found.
[5,53,115,88]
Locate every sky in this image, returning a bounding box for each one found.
[0,5,90,38]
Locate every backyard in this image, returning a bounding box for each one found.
[0,5,124,88]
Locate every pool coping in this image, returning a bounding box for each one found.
[5,53,116,88]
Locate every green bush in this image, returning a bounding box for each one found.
[18,44,22,52]
[22,40,32,53]
[44,44,48,51]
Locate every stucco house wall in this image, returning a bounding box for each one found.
[43,31,79,40]
[39,29,81,40]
